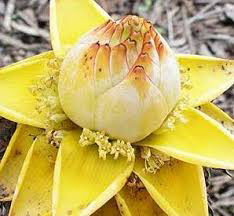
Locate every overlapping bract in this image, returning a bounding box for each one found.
[0,0,233,216]
[59,16,180,142]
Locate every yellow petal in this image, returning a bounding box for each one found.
[134,157,208,216]
[93,198,121,216]
[199,103,234,133]
[177,54,234,106]
[116,184,166,216]
[50,0,110,57]
[137,108,234,169]
[53,129,134,216]
[0,52,54,127]
[9,135,57,216]
[0,125,42,201]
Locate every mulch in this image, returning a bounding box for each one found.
[0,0,234,215]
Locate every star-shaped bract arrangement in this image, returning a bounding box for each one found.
[0,0,233,216]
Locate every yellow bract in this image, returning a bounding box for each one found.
[137,108,234,169]
[200,103,234,131]
[134,158,208,216]
[0,125,42,201]
[0,52,54,128]
[116,184,166,216]
[93,198,121,216]
[0,0,233,215]
[50,0,110,57]
[9,135,57,216]
[53,129,134,216]
[177,54,234,107]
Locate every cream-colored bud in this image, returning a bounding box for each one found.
[58,15,180,142]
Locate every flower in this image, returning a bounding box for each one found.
[0,0,233,215]
[59,16,180,143]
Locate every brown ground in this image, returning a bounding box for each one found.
[0,0,234,215]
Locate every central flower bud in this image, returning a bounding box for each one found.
[58,15,180,143]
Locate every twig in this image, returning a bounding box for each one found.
[215,207,232,216]
[3,0,16,31]
[0,32,49,50]
[219,188,234,198]
[189,0,220,24]
[213,198,234,207]
[182,5,196,54]
[210,175,232,184]
[166,8,174,42]
[0,32,28,49]
[98,0,109,12]
[202,34,234,44]
[18,10,38,29]
[190,8,223,24]
[37,0,48,14]
[11,21,49,41]
[195,0,232,3]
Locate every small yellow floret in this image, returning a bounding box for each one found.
[180,68,193,90]
[46,130,64,148]
[30,58,74,132]
[160,96,189,132]
[141,147,170,174]
[156,67,193,133]
[79,128,134,161]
